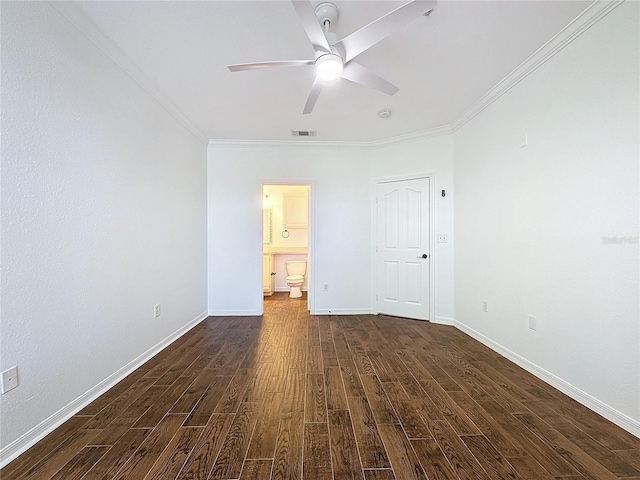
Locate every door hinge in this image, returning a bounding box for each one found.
[376,294,379,301]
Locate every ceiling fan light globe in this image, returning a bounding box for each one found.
[315,54,343,81]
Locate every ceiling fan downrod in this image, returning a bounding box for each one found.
[314,2,339,39]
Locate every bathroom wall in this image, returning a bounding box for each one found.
[263,184,309,291]
[263,185,309,248]
[273,254,308,292]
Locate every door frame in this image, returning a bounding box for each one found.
[259,180,314,315]
[371,173,435,321]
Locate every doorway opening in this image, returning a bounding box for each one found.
[262,184,311,312]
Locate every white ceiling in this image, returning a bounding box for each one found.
[74,0,593,142]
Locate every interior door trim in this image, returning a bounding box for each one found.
[371,173,435,322]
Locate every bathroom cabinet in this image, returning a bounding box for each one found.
[263,254,275,296]
[283,194,308,229]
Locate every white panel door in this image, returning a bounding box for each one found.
[376,178,430,320]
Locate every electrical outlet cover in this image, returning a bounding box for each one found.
[1,367,19,394]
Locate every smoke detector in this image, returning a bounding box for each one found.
[378,109,392,119]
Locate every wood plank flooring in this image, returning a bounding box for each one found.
[2,293,639,479]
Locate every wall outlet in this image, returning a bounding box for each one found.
[437,234,448,243]
[482,300,488,313]
[528,315,537,331]
[520,134,528,148]
[154,303,161,318]
[323,284,329,292]
[1,366,19,394]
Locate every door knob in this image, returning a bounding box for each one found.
[417,254,428,259]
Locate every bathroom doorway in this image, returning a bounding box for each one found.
[262,184,311,312]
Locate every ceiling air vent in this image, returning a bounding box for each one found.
[291,130,317,137]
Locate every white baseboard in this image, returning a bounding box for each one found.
[313,308,372,315]
[208,309,260,316]
[453,319,640,438]
[434,316,455,326]
[0,311,208,469]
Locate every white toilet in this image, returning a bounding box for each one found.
[285,260,307,298]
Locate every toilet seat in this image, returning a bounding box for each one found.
[286,275,304,283]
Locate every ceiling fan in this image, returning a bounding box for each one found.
[227,0,437,114]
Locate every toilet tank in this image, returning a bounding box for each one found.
[286,260,307,276]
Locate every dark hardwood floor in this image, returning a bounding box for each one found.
[2,293,639,479]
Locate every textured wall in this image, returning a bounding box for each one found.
[207,134,455,318]
[370,135,455,323]
[1,2,207,450]
[453,2,639,427]
[207,145,373,315]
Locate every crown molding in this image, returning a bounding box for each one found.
[369,124,454,148]
[209,138,371,150]
[50,0,619,149]
[208,124,453,150]
[49,1,209,146]
[208,0,618,148]
[450,0,623,132]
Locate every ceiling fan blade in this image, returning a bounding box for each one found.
[341,62,399,96]
[336,0,437,63]
[228,60,314,72]
[303,77,324,115]
[291,1,331,54]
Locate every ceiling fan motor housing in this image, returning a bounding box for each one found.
[314,2,339,31]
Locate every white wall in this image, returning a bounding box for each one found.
[208,136,455,318]
[370,135,455,322]
[453,1,639,431]
[0,1,208,460]
[209,145,372,315]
